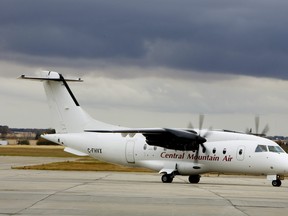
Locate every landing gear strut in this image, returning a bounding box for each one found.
[188,174,201,184]
[161,174,174,183]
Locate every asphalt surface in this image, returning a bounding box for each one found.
[0,156,288,216]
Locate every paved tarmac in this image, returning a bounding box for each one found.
[0,156,288,216]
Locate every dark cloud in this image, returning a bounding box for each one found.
[1,0,288,79]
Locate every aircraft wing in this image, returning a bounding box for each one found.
[85,128,206,151]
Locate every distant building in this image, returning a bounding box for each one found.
[0,140,8,145]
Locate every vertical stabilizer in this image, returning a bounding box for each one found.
[20,71,118,133]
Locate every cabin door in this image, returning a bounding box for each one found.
[125,141,135,163]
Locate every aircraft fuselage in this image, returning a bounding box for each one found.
[44,131,288,177]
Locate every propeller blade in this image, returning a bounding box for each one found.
[261,124,269,136]
[192,114,211,161]
[203,127,212,138]
[200,143,206,153]
[199,114,204,131]
[195,142,207,163]
[245,128,252,134]
[255,115,260,134]
[187,122,193,129]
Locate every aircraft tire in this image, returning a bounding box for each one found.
[188,174,201,184]
[161,174,173,183]
[272,179,281,187]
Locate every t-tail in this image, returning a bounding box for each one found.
[20,71,119,133]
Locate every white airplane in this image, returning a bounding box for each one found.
[20,71,288,187]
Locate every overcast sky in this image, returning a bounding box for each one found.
[1,0,288,136]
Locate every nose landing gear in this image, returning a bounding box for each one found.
[267,175,283,187]
[272,179,281,187]
[272,175,282,187]
[271,175,282,187]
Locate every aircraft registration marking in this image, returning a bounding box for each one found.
[87,148,102,154]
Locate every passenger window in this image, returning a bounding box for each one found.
[212,148,216,154]
[223,148,227,154]
[239,149,243,155]
[255,145,268,152]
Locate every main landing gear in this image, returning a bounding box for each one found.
[188,174,201,184]
[161,173,174,183]
[161,173,201,184]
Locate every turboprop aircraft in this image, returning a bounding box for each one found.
[20,71,288,187]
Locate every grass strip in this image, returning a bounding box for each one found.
[12,158,153,172]
[2,146,152,172]
[0,145,77,157]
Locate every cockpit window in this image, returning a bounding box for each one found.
[268,145,284,153]
[255,145,268,152]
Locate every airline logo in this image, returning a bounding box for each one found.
[160,152,233,162]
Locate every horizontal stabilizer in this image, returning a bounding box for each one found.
[19,71,82,82]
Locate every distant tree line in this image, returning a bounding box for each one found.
[0,125,55,140]
[0,125,10,139]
